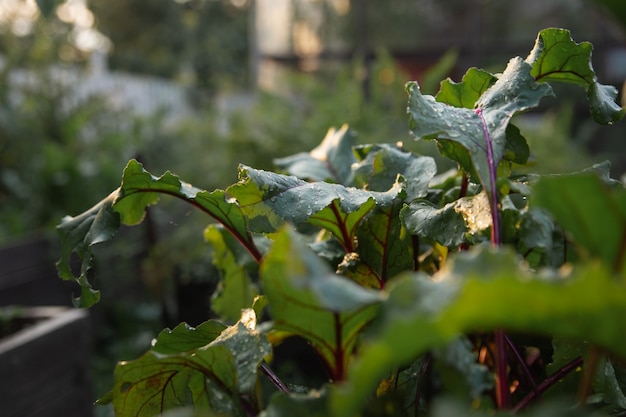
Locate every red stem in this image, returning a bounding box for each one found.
[494,330,511,408]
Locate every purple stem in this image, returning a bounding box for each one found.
[513,356,583,413]
[260,362,291,394]
[476,108,509,408]
[475,108,501,246]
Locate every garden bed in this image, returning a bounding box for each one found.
[0,306,93,417]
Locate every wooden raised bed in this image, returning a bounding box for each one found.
[0,306,93,417]
[0,236,93,417]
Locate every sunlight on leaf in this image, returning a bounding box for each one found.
[526,28,624,124]
[229,165,404,233]
[111,310,270,416]
[401,192,492,247]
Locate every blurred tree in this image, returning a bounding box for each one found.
[89,0,250,90]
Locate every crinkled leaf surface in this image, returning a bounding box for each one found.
[111,311,269,417]
[532,173,626,274]
[407,57,552,196]
[228,165,404,233]
[351,144,437,202]
[56,189,120,306]
[401,192,492,247]
[331,247,626,416]
[261,227,382,380]
[526,28,624,124]
[273,125,357,184]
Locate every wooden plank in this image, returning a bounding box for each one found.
[0,307,93,417]
[0,236,76,306]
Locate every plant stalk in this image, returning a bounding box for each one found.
[260,362,291,394]
[513,356,583,413]
[475,108,502,247]
[476,108,509,408]
[494,330,511,409]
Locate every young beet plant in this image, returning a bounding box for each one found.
[57,28,626,417]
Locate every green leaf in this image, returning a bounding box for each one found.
[351,144,437,202]
[152,321,228,355]
[205,225,259,323]
[503,124,530,165]
[435,68,497,109]
[228,165,404,233]
[331,247,626,417]
[401,192,492,247]
[308,198,377,252]
[273,125,357,184]
[531,173,626,274]
[407,57,552,196]
[433,338,493,399]
[56,160,265,306]
[56,189,120,307]
[436,69,529,166]
[594,357,626,411]
[526,28,625,125]
[115,160,261,260]
[111,310,270,416]
[261,227,382,381]
[353,201,414,287]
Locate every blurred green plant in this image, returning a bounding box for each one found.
[0,16,163,242]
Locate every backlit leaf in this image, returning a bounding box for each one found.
[526,28,625,125]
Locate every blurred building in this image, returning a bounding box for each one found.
[253,0,626,90]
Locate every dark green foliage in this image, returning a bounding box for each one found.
[56,29,626,416]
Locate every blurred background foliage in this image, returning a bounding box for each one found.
[0,1,624,411]
[1,0,624,243]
